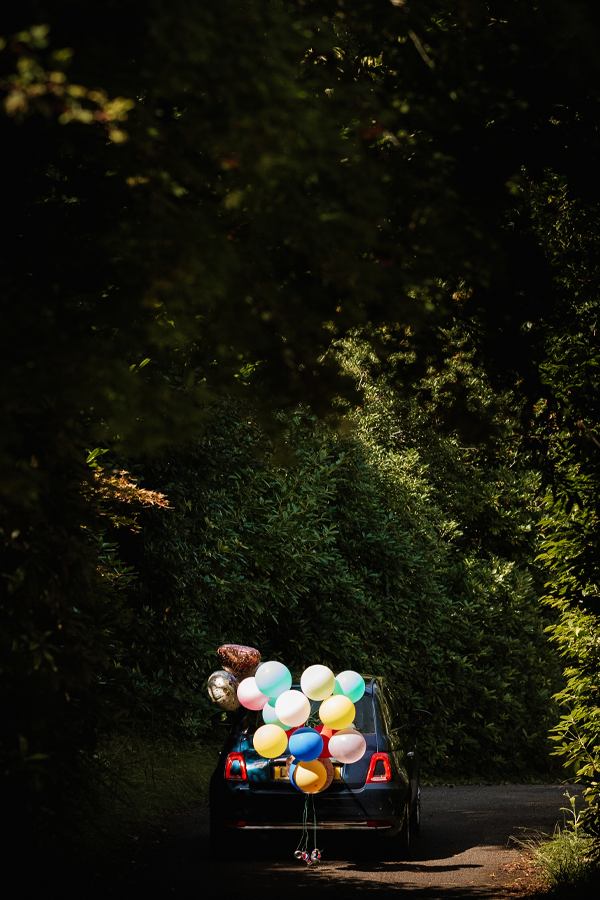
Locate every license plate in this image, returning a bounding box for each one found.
[271,762,342,781]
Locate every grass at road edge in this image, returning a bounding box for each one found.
[72,732,222,862]
[509,793,600,899]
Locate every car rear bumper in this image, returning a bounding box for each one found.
[224,821,395,830]
[211,779,406,836]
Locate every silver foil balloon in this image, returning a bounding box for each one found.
[207,670,240,711]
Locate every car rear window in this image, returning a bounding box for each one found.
[236,687,375,736]
[353,691,375,733]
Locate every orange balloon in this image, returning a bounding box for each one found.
[293,759,327,793]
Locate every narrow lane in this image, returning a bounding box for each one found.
[100,785,584,898]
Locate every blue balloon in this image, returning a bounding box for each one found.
[288,761,302,792]
[288,726,323,762]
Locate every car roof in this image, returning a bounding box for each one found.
[287,678,377,693]
[288,673,377,683]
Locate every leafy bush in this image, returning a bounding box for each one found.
[541,500,600,809]
[520,793,600,898]
[83,734,220,855]
[112,390,561,779]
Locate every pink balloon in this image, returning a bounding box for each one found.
[237,676,269,710]
[328,728,367,764]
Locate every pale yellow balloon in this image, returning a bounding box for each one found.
[319,694,355,730]
[300,664,335,701]
[293,759,327,793]
[253,723,288,759]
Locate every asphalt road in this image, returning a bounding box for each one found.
[95,785,584,899]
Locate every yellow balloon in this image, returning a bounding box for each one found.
[319,695,355,730]
[253,723,288,759]
[293,759,327,793]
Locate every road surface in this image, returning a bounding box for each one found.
[94,784,584,898]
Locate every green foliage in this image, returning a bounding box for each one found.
[542,510,600,803]
[3,0,600,861]
[3,1,600,437]
[520,793,600,898]
[14,732,221,877]
[82,734,219,856]
[520,166,600,825]
[0,451,134,848]
[118,377,561,778]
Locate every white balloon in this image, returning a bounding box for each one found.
[301,664,335,701]
[328,728,367,764]
[275,690,311,728]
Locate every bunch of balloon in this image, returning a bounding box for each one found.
[234,659,368,790]
[238,660,301,760]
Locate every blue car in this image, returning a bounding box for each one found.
[209,676,431,857]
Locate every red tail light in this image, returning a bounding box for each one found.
[366,752,392,783]
[224,752,247,782]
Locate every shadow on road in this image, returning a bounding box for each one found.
[82,785,583,899]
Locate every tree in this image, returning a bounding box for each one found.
[3,0,600,852]
[123,385,560,779]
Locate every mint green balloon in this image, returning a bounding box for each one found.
[334,671,365,704]
[262,698,287,730]
[255,660,292,698]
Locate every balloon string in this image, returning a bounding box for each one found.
[295,796,310,854]
[312,794,317,851]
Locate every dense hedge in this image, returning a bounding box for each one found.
[112,391,562,778]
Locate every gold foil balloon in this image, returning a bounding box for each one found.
[319,758,335,791]
[206,670,240,711]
